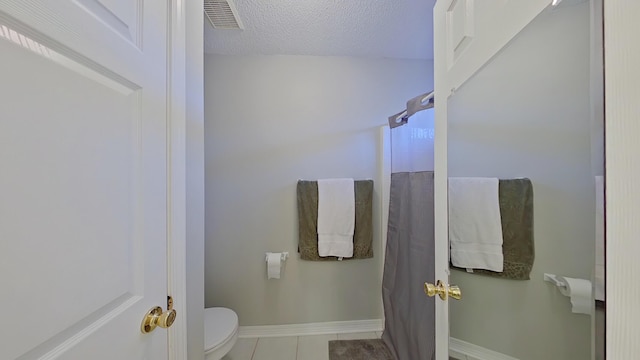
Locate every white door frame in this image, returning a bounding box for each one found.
[167,0,189,358]
[432,4,449,358]
[172,0,640,358]
[603,1,640,358]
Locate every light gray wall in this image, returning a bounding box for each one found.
[448,4,595,360]
[204,54,433,326]
[186,1,204,359]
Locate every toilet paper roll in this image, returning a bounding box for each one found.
[266,252,282,279]
[557,276,593,314]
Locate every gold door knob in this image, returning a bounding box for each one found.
[141,296,177,334]
[157,308,177,328]
[424,280,462,300]
[448,285,462,300]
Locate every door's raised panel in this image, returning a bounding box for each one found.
[0,1,148,85]
[14,295,141,360]
[73,0,141,47]
[447,0,475,66]
[0,30,143,360]
[440,0,550,96]
[0,23,137,94]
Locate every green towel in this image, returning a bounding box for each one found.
[452,178,535,280]
[297,180,373,261]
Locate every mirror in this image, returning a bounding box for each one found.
[446,1,604,359]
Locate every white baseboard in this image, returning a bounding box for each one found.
[239,321,517,360]
[450,338,519,360]
[238,319,384,338]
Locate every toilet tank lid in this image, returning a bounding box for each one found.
[204,307,239,350]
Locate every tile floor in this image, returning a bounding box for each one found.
[222,332,382,360]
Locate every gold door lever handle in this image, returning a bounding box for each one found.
[424,280,462,300]
[141,296,177,334]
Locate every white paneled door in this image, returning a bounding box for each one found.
[432,1,550,358]
[0,1,180,359]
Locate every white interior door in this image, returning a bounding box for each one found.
[433,1,551,358]
[0,1,173,359]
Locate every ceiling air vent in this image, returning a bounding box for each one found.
[204,0,244,30]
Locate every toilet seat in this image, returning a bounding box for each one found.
[204,307,239,360]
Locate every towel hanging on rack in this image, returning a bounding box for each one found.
[297,180,374,261]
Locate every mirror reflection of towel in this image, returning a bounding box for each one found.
[452,178,535,280]
[449,177,504,272]
[297,180,373,261]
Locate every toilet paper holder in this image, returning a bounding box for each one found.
[543,273,593,315]
[265,252,289,262]
[544,273,567,289]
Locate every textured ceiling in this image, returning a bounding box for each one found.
[204,0,436,60]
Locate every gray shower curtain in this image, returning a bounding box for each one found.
[381,171,436,360]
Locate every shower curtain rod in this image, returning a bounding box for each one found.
[388,91,435,129]
[397,92,434,119]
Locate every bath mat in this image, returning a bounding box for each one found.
[328,339,394,360]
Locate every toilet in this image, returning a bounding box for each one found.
[204,307,239,360]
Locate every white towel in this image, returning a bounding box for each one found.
[448,177,504,272]
[595,175,605,301]
[317,178,355,258]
